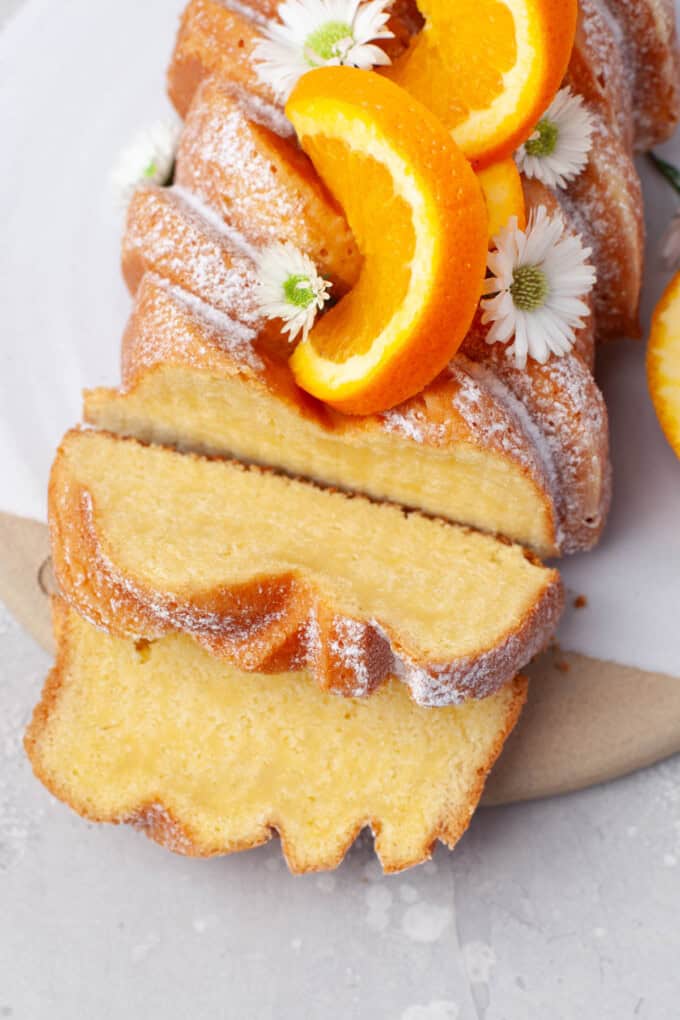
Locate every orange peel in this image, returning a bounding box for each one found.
[647,272,680,460]
[476,158,527,242]
[384,0,577,167]
[285,66,488,415]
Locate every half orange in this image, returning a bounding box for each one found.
[647,272,680,461]
[285,67,488,415]
[384,0,577,167]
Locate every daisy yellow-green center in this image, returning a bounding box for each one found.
[524,119,559,158]
[143,159,158,179]
[510,264,549,311]
[305,22,352,63]
[283,273,317,308]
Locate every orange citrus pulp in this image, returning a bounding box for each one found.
[647,272,680,461]
[285,67,488,415]
[384,0,577,167]
[476,158,526,241]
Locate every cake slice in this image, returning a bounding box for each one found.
[25,601,527,874]
[49,429,562,705]
[85,273,610,557]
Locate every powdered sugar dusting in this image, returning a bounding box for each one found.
[173,184,260,261]
[176,98,304,234]
[568,0,633,147]
[380,406,432,444]
[461,335,611,555]
[174,78,357,282]
[487,352,611,555]
[124,802,194,855]
[123,186,263,328]
[394,575,562,707]
[121,274,262,394]
[450,359,549,484]
[599,0,680,149]
[558,114,643,338]
[215,80,293,138]
[328,617,382,698]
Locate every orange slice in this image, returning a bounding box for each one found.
[285,67,488,416]
[384,0,577,167]
[476,158,526,242]
[647,272,680,460]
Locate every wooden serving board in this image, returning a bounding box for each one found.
[3,510,680,806]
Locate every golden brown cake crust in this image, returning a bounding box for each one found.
[109,181,612,556]
[25,600,528,873]
[48,429,563,706]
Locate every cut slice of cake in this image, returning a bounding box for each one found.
[25,601,527,873]
[85,273,610,557]
[48,429,562,705]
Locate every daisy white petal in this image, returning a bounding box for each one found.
[110,118,181,208]
[255,241,332,342]
[515,87,594,190]
[253,0,394,101]
[481,205,596,369]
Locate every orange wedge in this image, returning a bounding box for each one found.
[285,67,488,415]
[476,158,526,242]
[647,272,680,460]
[384,0,577,167]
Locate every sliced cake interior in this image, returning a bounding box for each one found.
[85,276,571,556]
[49,429,562,704]
[25,602,527,873]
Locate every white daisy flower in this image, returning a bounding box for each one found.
[481,206,596,370]
[254,0,394,102]
[255,242,332,342]
[515,87,594,190]
[110,118,182,207]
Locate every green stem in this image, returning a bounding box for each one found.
[649,152,680,196]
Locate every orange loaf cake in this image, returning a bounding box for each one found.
[86,272,610,557]
[48,429,562,705]
[25,0,680,876]
[25,602,527,874]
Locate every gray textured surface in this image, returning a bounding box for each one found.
[3,598,680,1019]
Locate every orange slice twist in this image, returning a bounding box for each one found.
[647,272,680,461]
[384,0,577,167]
[285,67,488,415]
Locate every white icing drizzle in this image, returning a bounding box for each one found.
[172,184,261,261]
[463,360,564,549]
[124,186,263,328]
[219,0,270,29]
